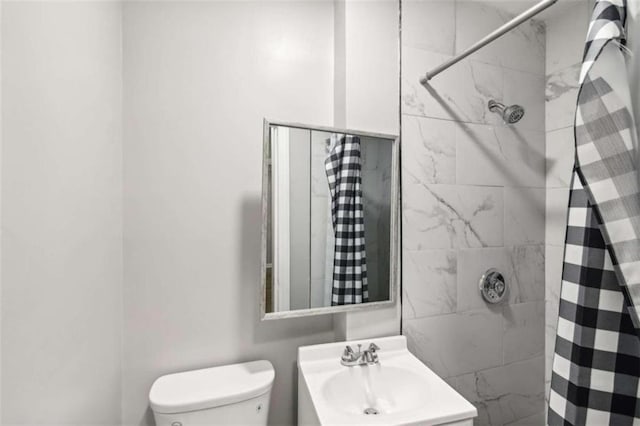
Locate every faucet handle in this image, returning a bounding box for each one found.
[363,347,379,365]
[368,343,380,352]
[342,345,356,361]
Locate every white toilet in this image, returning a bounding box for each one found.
[149,360,275,426]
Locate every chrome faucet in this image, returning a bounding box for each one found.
[340,343,380,366]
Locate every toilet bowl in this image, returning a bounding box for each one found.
[149,360,275,426]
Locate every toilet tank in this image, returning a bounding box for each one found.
[149,360,275,426]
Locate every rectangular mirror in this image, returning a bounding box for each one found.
[261,120,399,319]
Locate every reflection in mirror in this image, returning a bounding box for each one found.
[262,121,398,319]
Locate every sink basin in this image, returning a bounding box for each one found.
[322,366,429,415]
[297,336,477,426]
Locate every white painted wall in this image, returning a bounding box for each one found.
[121,3,337,424]
[343,0,399,136]
[1,2,123,424]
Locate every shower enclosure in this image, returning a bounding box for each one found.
[403,1,640,425]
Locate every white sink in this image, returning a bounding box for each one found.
[297,336,477,426]
[322,366,430,415]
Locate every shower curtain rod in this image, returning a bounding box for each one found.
[420,0,558,83]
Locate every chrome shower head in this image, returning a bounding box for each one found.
[488,100,525,124]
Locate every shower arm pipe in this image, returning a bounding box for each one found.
[420,0,557,84]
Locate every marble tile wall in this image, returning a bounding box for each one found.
[543,2,592,420]
[401,2,546,424]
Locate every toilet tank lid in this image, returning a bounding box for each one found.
[149,360,275,414]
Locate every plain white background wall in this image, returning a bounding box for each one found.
[1,2,123,424]
[122,2,337,425]
[343,0,399,135]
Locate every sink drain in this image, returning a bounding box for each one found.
[364,408,379,415]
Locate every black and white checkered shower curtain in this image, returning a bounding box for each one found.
[325,135,368,305]
[548,1,640,424]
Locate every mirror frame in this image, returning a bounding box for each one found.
[260,119,400,320]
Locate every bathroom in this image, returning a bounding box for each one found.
[1,0,639,425]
